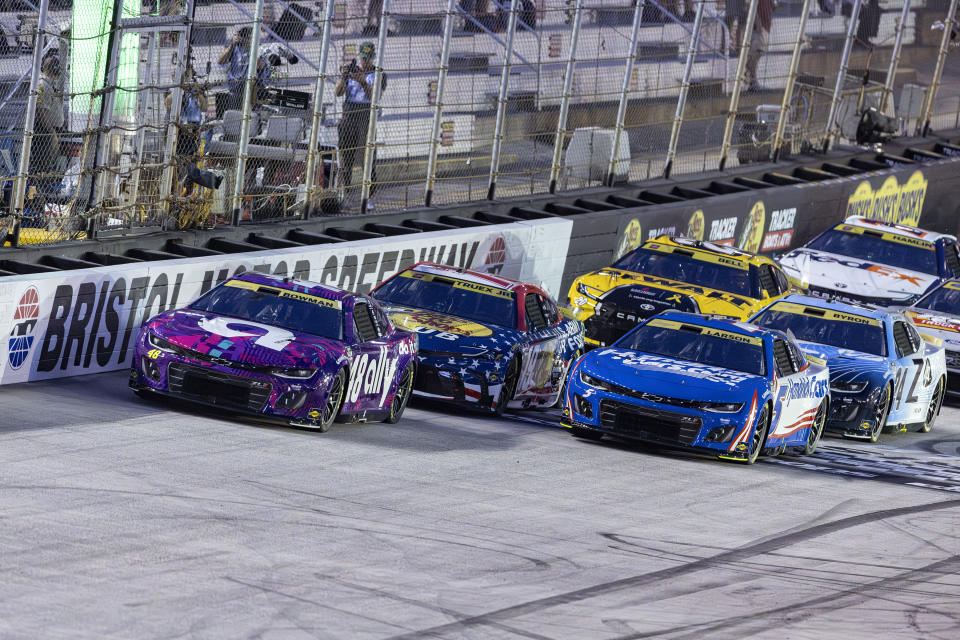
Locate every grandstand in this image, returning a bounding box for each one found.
[0,0,954,247]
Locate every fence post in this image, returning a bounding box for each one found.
[302,0,336,219]
[359,0,391,213]
[718,0,759,171]
[664,0,705,179]
[230,0,265,226]
[158,0,195,217]
[605,0,645,186]
[91,0,127,207]
[548,0,585,194]
[918,0,959,137]
[424,0,458,207]
[9,0,50,224]
[879,0,911,115]
[822,0,863,152]
[486,0,521,201]
[771,0,811,161]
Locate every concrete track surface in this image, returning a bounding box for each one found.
[2,372,960,639]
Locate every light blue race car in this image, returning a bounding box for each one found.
[562,311,830,464]
[750,294,947,442]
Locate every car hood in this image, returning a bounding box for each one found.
[795,340,890,382]
[583,347,765,399]
[574,269,756,318]
[779,248,937,301]
[148,310,346,370]
[381,305,522,355]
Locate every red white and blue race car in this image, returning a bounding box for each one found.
[777,216,960,307]
[906,279,960,396]
[372,262,584,413]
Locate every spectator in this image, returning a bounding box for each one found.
[334,41,386,210]
[744,0,772,91]
[31,54,64,193]
[723,0,747,56]
[218,27,271,110]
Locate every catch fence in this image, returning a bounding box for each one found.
[0,0,956,248]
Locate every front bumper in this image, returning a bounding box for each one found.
[131,351,331,426]
[824,385,882,438]
[563,385,750,456]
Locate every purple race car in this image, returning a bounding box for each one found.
[129,272,418,431]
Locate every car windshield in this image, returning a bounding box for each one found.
[190,281,343,340]
[618,322,766,376]
[373,272,517,328]
[806,228,939,275]
[913,283,960,314]
[751,307,886,356]
[612,247,753,297]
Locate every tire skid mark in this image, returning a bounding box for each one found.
[319,576,557,640]
[627,554,960,640]
[384,498,960,640]
[606,538,958,605]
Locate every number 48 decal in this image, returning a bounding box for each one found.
[894,359,928,410]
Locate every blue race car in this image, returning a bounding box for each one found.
[562,311,830,464]
[750,294,947,441]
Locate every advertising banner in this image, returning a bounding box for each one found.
[562,158,960,295]
[1,219,573,384]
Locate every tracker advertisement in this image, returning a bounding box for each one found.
[0,219,573,384]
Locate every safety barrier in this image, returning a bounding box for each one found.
[0,216,572,383]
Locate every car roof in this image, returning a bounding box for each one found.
[656,310,776,341]
[231,271,353,304]
[642,236,772,267]
[841,216,956,243]
[774,293,890,321]
[408,262,527,292]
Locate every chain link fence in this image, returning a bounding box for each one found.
[0,0,956,248]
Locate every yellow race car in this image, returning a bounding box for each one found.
[567,236,794,348]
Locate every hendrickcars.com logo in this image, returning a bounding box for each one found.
[845,170,927,226]
[8,286,39,369]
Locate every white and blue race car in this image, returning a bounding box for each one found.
[777,216,960,308]
[751,294,947,441]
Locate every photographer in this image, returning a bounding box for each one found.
[218,27,271,110]
[334,42,386,210]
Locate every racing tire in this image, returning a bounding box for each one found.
[801,399,827,456]
[495,356,521,416]
[384,365,414,424]
[870,384,893,442]
[570,426,603,441]
[917,376,945,433]
[317,369,346,433]
[744,406,769,465]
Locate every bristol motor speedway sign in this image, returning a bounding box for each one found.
[0,218,573,384]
